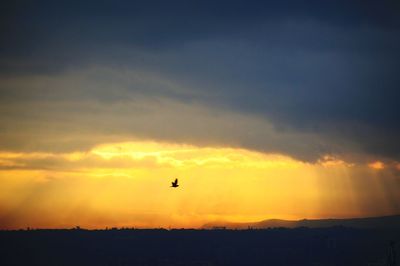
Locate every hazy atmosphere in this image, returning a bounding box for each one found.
[1,0,400,229]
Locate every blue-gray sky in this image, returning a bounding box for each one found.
[1,0,400,162]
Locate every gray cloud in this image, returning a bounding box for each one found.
[1,1,400,162]
[0,66,384,163]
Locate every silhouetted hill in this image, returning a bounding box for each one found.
[203,214,400,229]
[0,227,399,266]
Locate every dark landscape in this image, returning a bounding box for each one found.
[1,216,399,266]
[204,215,400,230]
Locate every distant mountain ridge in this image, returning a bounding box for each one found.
[203,214,400,229]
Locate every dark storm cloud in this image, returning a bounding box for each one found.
[1,0,400,161]
[2,0,399,65]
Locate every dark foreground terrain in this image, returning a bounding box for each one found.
[0,227,399,266]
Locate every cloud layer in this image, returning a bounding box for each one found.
[1,1,400,162]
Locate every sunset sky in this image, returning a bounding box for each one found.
[1,1,400,229]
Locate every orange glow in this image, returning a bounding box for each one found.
[0,141,398,229]
[317,155,354,168]
[368,161,385,170]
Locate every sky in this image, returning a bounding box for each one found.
[0,0,400,229]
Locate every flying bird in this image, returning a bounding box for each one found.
[171,178,179,188]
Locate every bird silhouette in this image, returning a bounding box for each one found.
[171,178,179,188]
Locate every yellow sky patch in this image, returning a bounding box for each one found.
[0,141,398,229]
